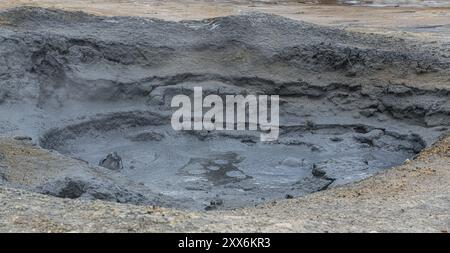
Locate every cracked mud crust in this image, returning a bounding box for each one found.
[0,136,449,232]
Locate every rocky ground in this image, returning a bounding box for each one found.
[0,2,450,232]
[1,136,450,232]
[1,0,450,43]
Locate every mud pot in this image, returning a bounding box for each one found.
[0,7,449,210]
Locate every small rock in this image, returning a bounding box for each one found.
[99,152,123,171]
[312,164,327,178]
[210,199,223,206]
[39,178,86,199]
[285,194,294,199]
[205,197,224,211]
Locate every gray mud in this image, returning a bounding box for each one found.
[1,7,450,210]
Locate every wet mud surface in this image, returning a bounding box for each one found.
[1,7,450,210]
